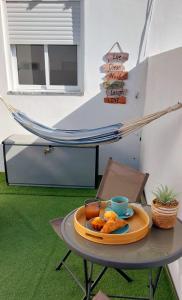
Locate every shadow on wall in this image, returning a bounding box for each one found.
[1,0,154,174]
[3,58,148,178]
[3,47,182,180]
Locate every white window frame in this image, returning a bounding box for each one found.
[11,44,82,93]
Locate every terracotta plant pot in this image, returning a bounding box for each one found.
[151,199,179,229]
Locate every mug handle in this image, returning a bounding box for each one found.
[106,200,111,207]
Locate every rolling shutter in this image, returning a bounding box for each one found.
[6,0,80,45]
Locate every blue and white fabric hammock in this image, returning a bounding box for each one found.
[1,96,182,147]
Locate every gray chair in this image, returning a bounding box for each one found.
[49,218,71,271]
[49,218,85,293]
[96,157,149,203]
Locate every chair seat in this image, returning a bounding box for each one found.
[49,217,64,240]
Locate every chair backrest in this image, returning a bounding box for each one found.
[96,158,149,202]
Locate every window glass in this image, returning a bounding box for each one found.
[48,45,77,86]
[16,45,45,85]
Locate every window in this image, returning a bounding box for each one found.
[49,45,77,86]
[16,45,45,85]
[12,44,78,89]
[6,0,81,93]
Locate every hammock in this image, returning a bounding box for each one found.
[1,96,182,147]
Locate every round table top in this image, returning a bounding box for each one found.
[61,205,182,269]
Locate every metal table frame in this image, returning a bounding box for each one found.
[60,206,182,300]
[56,251,163,300]
[82,261,163,300]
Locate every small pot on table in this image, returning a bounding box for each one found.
[152,199,179,229]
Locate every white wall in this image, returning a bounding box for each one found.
[140,0,182,298]
[1,0,182,296]
[0,0,149,173]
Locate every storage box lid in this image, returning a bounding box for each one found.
[2,134,97,148]
[3,134,64,146]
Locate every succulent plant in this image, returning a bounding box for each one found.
[153,185,177,204]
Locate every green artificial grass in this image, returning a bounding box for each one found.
[0,173,178,300]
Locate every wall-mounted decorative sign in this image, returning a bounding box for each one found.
[104,96,126,104]
[103,80,125,90]
[106,88,127,97]
[102,63,125,72]
[105,52,129,63]
[102,42,129,105]
[104,71,128,81]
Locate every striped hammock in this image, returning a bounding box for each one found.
[1,96,182,147]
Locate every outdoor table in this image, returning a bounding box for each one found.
[61,205,182,300]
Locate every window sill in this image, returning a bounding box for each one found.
[7,90,84,96]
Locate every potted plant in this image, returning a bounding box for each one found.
[151,185,179,229]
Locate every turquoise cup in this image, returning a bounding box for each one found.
[108,196,128,216]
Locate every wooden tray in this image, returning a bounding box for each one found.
[74,203,150,244]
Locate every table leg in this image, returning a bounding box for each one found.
[83,260,94,300]
[83,265,133,299]
[55,250,85,292]
[153,267,163,296]
[148,267,163,300]
[87,263,94,300]
[61,261,85,293]
[149,270,154,300]
[89,266,108,292]
[83,260,89,296]
[56,249,72,271]
[115,268,133,283]
[82,262,163,300]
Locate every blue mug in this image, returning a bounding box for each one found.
[108,196,128,216]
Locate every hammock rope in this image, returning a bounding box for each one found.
[0,96,182,146]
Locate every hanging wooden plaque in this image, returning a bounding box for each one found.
[105,52,129,63]
[103,80,125,89]
[106,88,127,97]
[105,71,128,81]
[102,63,125,72]
[104,96,126,104]
[102,42,129,104]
